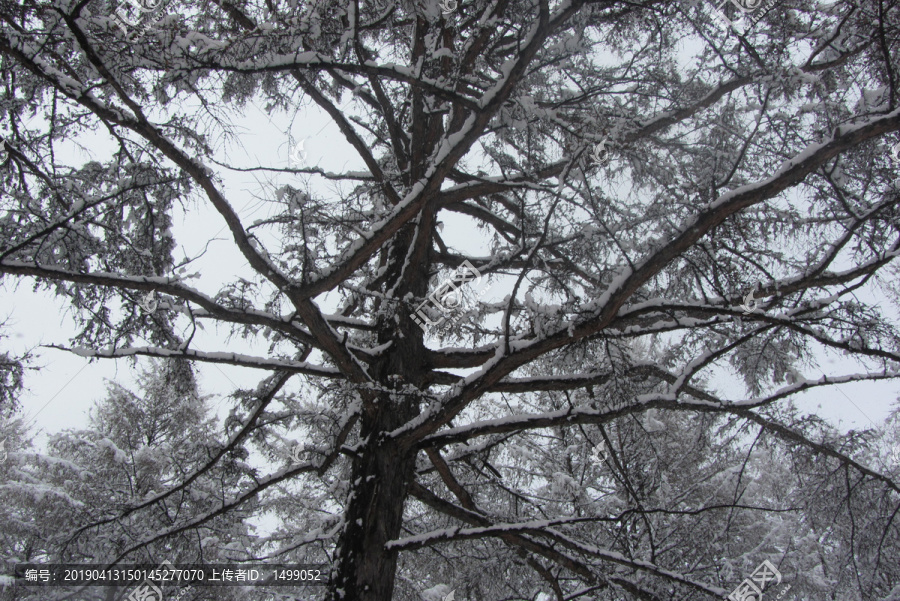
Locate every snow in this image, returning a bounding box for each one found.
[66,345,342,377]
[0,481,85,507]
[2,6,895,596]
[709,106,900,212]
[96,437,129,463]
[422,584,454,601]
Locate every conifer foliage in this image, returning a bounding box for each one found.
[1,0,899,598]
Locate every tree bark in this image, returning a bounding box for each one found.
[328,221,429,600]
[329,428,417,600]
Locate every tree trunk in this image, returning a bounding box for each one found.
[328,223,430,600]
[329,430,417,600]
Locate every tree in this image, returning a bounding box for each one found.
[0,360,258,601]
[0,0,899,598]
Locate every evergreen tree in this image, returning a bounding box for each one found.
[0,0,899,598]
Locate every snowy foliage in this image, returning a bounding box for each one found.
[0,0,899,599]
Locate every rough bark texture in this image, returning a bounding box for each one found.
[329,223,430,600]
[332,432,417,600]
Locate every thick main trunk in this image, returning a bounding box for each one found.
[328,223,430,600]
[329,427,417,601]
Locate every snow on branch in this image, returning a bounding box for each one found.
[58,345,343,378]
